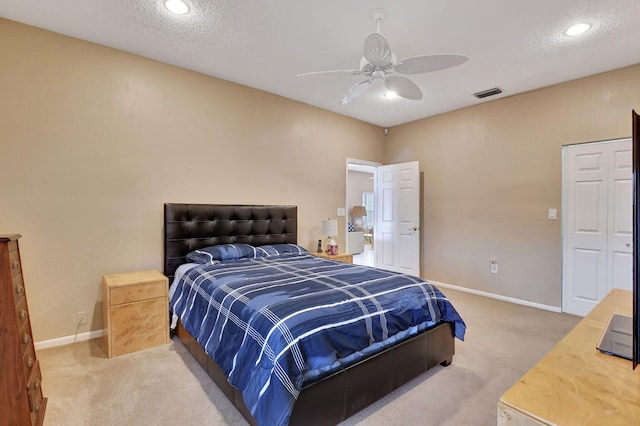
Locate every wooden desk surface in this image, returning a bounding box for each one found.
[499,289,640,425]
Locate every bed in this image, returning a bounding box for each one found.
[164,203,465,426]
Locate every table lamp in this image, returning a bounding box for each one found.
[352,205,367,227]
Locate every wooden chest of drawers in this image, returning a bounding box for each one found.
[102,270,169,358]
[0,234,47,426]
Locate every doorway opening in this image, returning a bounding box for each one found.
[346,159,421,275]
[346,159,378,267]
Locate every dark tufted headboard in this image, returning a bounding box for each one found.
[163,204,297,280]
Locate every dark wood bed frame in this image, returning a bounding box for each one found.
[163,203,455,425]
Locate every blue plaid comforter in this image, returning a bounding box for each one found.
[170,253,465,425]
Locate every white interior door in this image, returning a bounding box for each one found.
[375,161,420,276]
[607,143,633,291]
[562,139,632,316]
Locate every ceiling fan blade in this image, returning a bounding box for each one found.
[395,54,469,74]
[339,79,373,105]
[296,69,363,77]
[384,76,423,100]
[363,32,392,67]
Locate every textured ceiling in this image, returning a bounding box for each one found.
[1,0,639,127]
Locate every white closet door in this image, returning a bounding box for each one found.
[562,139,632,316]
[607,142,633,292]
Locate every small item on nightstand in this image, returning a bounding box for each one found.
[326,239,339,255]
[317,239,322,253]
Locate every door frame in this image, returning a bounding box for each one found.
[346,158,380,262]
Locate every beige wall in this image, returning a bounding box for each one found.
[3,16,639,342]
[0,19,385,341]
[385,64,640,308]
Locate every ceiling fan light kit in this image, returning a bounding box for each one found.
[164,0,189,15]
[299,9,469,106]
[566,23,591,35]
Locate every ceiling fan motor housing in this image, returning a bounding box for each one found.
[360,55,396,74]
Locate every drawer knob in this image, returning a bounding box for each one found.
[34,378,40,390]
[20,309,28,320]
[27,356,34,368]
[22,334,31,344]
[16,284,24,295]
[12,260,20,269]
[34,402,40,413]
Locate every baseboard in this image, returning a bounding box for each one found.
[33,282,560,349]
[429,279,562,313]
[35,329,104,350]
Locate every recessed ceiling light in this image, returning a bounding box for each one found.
[165,0,189,15]
[566,23,591,36]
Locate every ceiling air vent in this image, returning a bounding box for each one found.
[474,87,503,99]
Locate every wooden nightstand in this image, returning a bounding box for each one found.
[102,270,169,358]
[314,252,353,264]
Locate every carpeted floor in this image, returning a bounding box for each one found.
[38,288,580,426]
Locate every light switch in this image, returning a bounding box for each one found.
[548,209,557,220]
[337,208,346,217]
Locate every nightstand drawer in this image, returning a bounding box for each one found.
[110,280,165,305]
[110,297,168,357]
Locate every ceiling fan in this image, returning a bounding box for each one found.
[298,10,469,105]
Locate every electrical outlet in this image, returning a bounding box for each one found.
[77,311,88,327]
[490,259,498,274]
